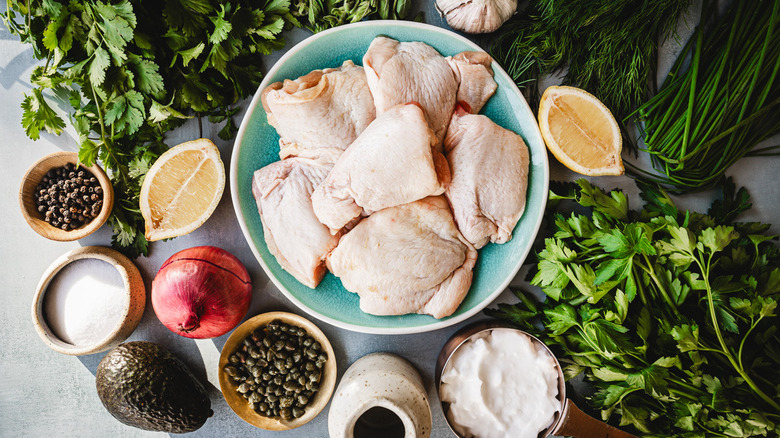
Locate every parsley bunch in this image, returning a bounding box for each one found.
[4,0,300,257]
[489,179,780,437]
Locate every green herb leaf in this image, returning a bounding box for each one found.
[21,88,65,140]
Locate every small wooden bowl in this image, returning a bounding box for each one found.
[219,311,337,431]
[31,246,146,356]
[19,151,114,241]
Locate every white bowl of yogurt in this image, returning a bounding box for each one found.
[435,322,638,438]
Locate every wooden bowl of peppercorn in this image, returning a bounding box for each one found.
[19,151,114,241]
[218,311,337,431]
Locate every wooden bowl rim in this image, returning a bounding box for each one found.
[218,311,338,430]
[19,151,114,241]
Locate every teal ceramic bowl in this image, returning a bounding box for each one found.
[230,21,549,334]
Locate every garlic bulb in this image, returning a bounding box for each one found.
[436,0,518,34]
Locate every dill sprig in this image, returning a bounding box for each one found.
[489,0,692,120]
[630,0,780,192]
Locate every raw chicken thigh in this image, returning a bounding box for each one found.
[447,51,497,114]
[363,37,459,146]
[327,196,478,319]
[311,103,450,233]
[444,104,530,249]
[262,60,375,159]
[252,148,343,288]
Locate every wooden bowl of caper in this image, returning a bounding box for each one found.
[19,151,114,241]
[218,311,337,431]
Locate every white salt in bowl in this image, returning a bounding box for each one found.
[31,246,146,356]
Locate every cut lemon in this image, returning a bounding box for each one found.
[140,138,225,241]
[538,85,624,176]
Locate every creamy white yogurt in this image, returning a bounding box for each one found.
[440,329,561,438]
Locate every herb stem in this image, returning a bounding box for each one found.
[639,255,678,314]
[90,82,127,186]
[667,387,699,402]
[737,316,763,373]
[698,254,780,412]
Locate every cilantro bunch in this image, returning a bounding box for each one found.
[292,0,414,33]
[489,179,780,437]
[4,0,300,256]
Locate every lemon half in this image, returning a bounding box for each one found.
[140,138,225,241]
[538,85,624,176]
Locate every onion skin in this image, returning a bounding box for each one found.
[152,246,252,339]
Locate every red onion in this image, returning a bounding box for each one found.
[152,246,252,339]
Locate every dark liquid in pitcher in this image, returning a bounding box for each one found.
[353,406,405,438]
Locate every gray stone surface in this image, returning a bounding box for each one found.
[1,1,777,437]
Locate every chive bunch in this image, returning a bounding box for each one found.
[631,0,780,191]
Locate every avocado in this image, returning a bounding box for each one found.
[96,341,213,433]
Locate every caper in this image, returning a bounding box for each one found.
[259,402,269,412]
[305,348,318,360]
[292,352,303,363]
[305,361,316,371]
[238,383,251,393]
[298,375,307,386]
[280,396,294,408]
[248,401,257,411]
[309,370,321,383]
[262,337,271,348]
[318,353,328,362]
[249,348,262,359]
[292,407,305,418]
[275,387,283,396]
[283,381,301,392]
[273,375,283,386]
[224,365,239,377]
[311,341,321,351]
[262,372,271,381]
[256,358,269,368]
[229,354,240,364]
[276,351,287,360]
[249,392,262,403]
[303,337,314,347]
[246,357,257,367]
[251,367,262,378]
[296,394,309,406]
[267,394,279,403]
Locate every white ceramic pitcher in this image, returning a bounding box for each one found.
[328,352,432,438]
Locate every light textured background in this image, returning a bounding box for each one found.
[1,1,777,437]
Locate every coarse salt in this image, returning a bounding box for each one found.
[43,258,127,347]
